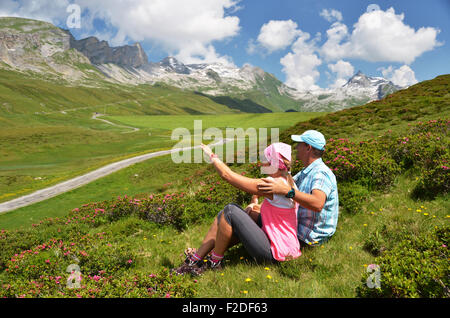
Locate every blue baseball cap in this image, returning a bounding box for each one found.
[291,130,326,150]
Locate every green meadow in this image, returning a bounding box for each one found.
[0,110,326,203]
[0,74,448,298]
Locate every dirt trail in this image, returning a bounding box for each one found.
[92,113,139,133]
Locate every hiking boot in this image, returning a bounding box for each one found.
[207,256,223,271]
[183,247,197,258]
[172,256,206,276]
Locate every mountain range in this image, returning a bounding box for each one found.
[0,17,403,113]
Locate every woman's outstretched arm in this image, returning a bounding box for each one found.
[201,144,270,198]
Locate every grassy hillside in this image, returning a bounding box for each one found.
[219,73,301,112]
[0,69,238,117]
[281,74,450,142]
[0,75,448,298]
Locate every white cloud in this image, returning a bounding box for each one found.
[320,21,350,62]
[320,9,343,23]
[175,42,235,66]
[255,19,302,53]
[328,60,354,88]
[245,38,258,55]
[320,7,441,64]
[280,31,322,91]
[379,65,418,87]
[0,0,70,24]
[1,0,242,66]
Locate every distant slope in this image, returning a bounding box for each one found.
[280,74,450,142]
[0,69,240,121]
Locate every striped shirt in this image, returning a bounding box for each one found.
[293,158,339,245]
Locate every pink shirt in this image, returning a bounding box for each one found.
[261,193,302,261]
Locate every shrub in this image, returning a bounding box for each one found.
[338,182,369,214]
[323,137,400,190]
[412,152,450,200]
[388,119,449,171]
[0,224,196,298]
[357,226,450,298]
[0,267,195,298]
[67,174,252,231]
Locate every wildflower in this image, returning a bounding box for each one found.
[264,267,270,271]
[245,278,252,282]
[92,275,101,282]
[127,259,133,264]
[266,275,272,279]
[363,224,368,227]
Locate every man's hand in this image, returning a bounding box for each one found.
[257,177,291,195]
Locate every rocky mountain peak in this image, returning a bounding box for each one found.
[158,56,190,74]
[345,70,371,87]
[69,35,148,68]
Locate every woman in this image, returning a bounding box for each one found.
[173,142,301,276]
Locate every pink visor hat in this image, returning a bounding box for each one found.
[263,142,292,171]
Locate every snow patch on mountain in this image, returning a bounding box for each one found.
[289,71,402,111]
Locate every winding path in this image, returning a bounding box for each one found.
[0,139,231,214]
[92,113,140,133]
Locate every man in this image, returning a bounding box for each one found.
[257,130,339,246]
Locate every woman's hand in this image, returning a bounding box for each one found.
[245,203,261,213]
[245,202,261,222]
[246,195,261,213]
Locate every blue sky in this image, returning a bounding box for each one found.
[1,0,449,90]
